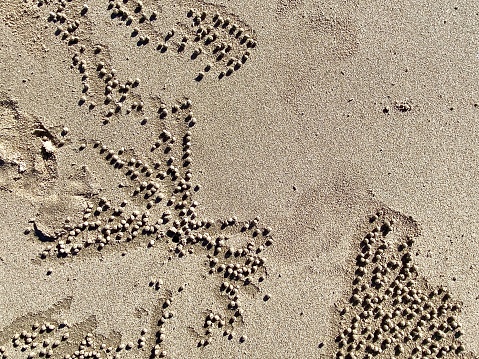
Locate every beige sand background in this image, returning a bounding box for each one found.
[0,0,478,358]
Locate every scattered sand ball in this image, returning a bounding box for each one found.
[17,161,27,173]
[42,140,55,155]
[0,297,143,358]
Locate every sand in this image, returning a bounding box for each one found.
[0,0,478,358]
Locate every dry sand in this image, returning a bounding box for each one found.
[0,0,478,358]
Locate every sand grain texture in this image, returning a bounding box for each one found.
[0,0,478,358]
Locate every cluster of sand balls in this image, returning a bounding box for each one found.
[42,0,258,129]
[107,0,157,34]
[334,210,467,359]
[44,0,147,121]
[46,1,96,106]
[185,6,256,80]
[38,98,199,258]
[33,0,270,354]
[103,0,257,79]
[61,332,141,359]
[35,97,272,348]
[47,5,80,46]
[0,318,146,359]
[4,321,66,359]
[194,217,271,344]
[46,1,101,111]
